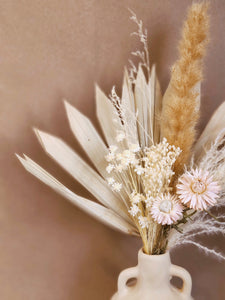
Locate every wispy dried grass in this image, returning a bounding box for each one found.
[161,2,210,176]
[169,131,225,260]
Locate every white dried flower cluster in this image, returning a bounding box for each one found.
[105,143,139,192]
[128,192,150,228]
[142,138,181,200]
[105,143,141,176]
[105,139,181,228]
[138,216,149,229]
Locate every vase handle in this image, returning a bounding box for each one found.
[170,264,192,297]
[117,266,138,295]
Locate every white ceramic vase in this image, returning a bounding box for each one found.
[111,249,193,300]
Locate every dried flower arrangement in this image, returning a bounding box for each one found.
[17,2,225,259]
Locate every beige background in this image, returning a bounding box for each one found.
[0,0,224,299]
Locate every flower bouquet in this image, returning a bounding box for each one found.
[17,2,224,299]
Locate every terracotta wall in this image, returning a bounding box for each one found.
[0,1,224,299]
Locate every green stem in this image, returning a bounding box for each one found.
[205,210,219,221]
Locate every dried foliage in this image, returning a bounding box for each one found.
[161,2,210,176]
[169,131,225,260]
[128,9,150,82]
[17,2,225,260]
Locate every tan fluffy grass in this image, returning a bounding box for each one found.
[161,2,209,176]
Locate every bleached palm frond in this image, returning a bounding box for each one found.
[151,64,163,144]
[16,52,164,246]
[17,49,163,238]
[64,100,108,177]
[16,155,138,235]
[34,129,130,222]
[194,102,225,161]
[96,85,125,148]
[17,62,162,236]
[121,68,139,145]
[135,64,152,147]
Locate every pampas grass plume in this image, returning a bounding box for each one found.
[161,2,209,176]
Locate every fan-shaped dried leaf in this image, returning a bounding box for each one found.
[135,65,152,147]
[194,101,225,161]
[16,155,138,235]
[64,100,108,177]
[34,129,130,222]
[96,85,124,147]
[121,68,139,145]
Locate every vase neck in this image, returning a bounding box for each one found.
[137,250,171,288]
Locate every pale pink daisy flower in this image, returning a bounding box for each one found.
[176,169,220,211]
[151,194,183,225]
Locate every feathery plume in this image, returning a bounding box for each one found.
[161,2,210,176]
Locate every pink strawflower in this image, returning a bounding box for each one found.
[176,169,220,210]
[151,194,183,225]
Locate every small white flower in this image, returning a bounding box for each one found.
[106,164,114,173]
[116,153,122,160]
[130,157,139,166]
[129,143,140,153]
[130,193,142,204]
[107,177,115,185]
[129,204,140,216]
[116,131,126,142]
[120,158,129,168]
[115,164,124,172]
[123,149,132,158]
[145,196,154,208]
[109,145,118,153]
[142,156,148,162]
[134,165,144,175]
[105,152,115,162]
[138,216,149,228]
[121,150,136,165]
[112,182,122,192]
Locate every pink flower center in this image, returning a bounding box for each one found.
[191,180,206,194]
[159,200,172,213]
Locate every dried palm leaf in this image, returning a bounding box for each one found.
[17,155,138,235]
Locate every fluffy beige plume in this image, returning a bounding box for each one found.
[161,2,209,176]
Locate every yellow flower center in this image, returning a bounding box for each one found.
[159,200,172,213]
[191,180,206,194]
